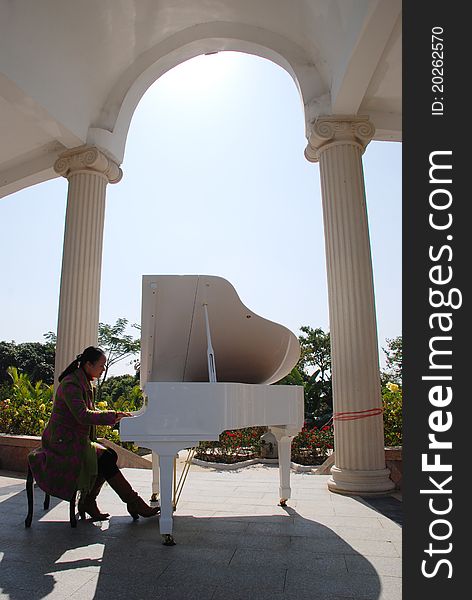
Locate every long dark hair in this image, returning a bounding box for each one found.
[58,346,106,382]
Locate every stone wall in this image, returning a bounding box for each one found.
[385,447,402,490]
[0,434,40,474]
[0,434,151,474]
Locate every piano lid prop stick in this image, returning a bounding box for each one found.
[173,457,176,510]
[203,303,217,383]
[173,447,197,508]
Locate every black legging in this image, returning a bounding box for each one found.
[97,447,119,479]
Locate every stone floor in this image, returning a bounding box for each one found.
[0,464,402,600]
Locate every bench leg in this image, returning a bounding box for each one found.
[25,466,34,528]
[70,491,77,527]
[25,468,77,528]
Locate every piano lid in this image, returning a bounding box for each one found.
[140,275,300,387]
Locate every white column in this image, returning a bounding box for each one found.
[305,116,394,495]
[53,145,122,382]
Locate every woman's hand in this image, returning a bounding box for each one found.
[114,411,133,423]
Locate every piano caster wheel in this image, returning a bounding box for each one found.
[279,499,287,507]
[150,493,159,503]
[162,534,176,546]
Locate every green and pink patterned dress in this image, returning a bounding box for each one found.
[28,368,117,500]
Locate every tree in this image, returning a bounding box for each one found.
[297,326,332,380]
[299,326,332,421]
[381,336,402,385]
[279,326,332,426]
[96,318,141,395]
[35,319,141,390]
[99,373,143,411]
[0,339,55,385]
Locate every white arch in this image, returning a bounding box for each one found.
[87,21,329,163]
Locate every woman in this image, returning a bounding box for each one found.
[28,346,158,520]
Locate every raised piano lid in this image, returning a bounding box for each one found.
[140,275,300,387]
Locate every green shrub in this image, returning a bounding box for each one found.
[0,367,53,435]
[195,427,266,463]
[382,382,402,446]
[95,378,143,452]
[94,397,140,453]
[97,374,143,411]
[1,366,401,460]
[194,424,334,465]
[291,424,334,465]
[0,369,142,452]
[0,381,12,402]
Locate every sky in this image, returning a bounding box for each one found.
[0,52,401,375]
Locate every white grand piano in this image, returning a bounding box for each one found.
[120,275,304,544]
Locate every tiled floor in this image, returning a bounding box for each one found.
[0,465,401,599]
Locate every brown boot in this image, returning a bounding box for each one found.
[78,475,110,521]
[106,470,159,519]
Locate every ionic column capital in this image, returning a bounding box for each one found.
[54,145,122,184]
[304,115,375,163]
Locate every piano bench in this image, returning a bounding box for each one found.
[24,466,78,528]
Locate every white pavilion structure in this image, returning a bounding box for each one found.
[0,0,402,495]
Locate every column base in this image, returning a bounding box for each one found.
[328,466,395,496]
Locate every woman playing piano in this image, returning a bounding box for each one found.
[28,346,159,521]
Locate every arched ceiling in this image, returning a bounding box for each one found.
[0,0,401,199]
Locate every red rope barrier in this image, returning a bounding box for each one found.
[333,407,383,421]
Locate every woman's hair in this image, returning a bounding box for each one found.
[58,346,106,382]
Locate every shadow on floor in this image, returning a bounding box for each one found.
[0,475,385,600]
[357,496,403,527]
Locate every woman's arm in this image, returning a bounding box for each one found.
[60,380,117,426]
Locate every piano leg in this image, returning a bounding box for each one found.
[151,451,160,505]
[143,439,200,544]
[270,426,298,506]
[156,453,177,545]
